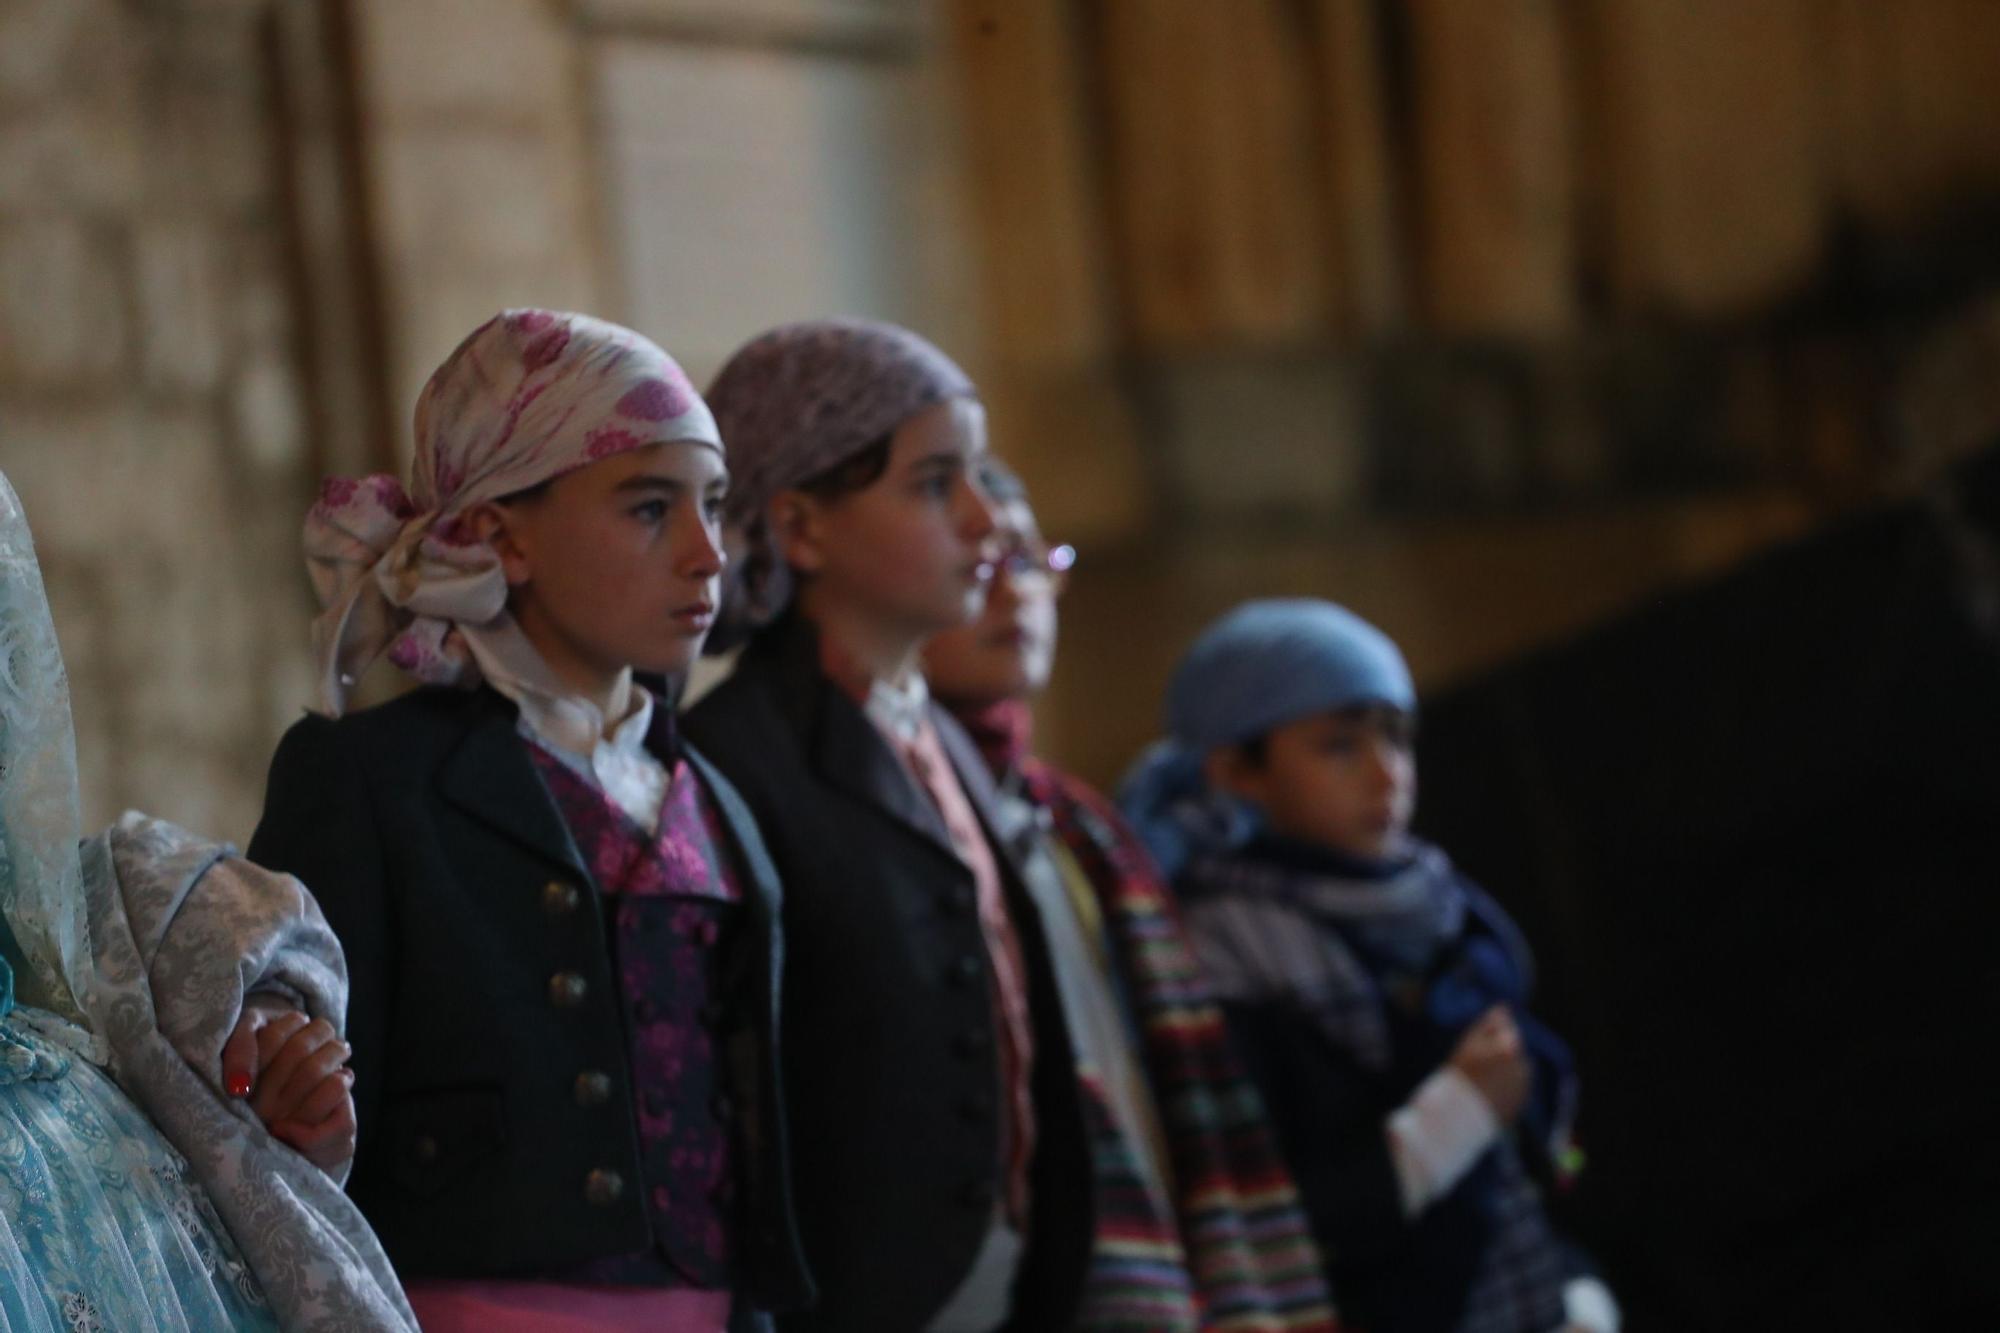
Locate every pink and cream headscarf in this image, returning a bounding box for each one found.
[305,308,720,715]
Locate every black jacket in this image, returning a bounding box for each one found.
[248,685,812,1317]
[683,613,1094,1333]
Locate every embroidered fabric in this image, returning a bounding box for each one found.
[1,470,417,1330]
[1,998,279,1333]
[0,473,98,1057]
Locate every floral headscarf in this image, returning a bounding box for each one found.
[304,309,721,714]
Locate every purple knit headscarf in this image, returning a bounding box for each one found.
[704,318,976,641]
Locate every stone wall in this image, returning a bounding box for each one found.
[346,0,608,441]
[10,0,2000,833]
[0,0,963,834]
[1,0,316,840]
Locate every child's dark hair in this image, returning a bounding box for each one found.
[1233,704,1418,768]
[796,436,893,501]
[704,435,891,654]
[497,477,554,505]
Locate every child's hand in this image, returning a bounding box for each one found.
[222,1006,358,1172]
[1448,1005,1530,1126]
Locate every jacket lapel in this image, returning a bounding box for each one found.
[750,609,962,865]
[686,745,783,919]
[438,694,589,880]
[811,679,962,864]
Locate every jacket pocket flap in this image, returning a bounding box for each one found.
[384,1084,507,1201]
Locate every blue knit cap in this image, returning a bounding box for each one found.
[1166,598,1414,748]
[1118,598,1415,878]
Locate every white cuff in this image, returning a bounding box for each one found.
[1386,1065,1502,1217]
[1561,1276,1620,1332]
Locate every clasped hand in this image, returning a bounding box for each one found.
[221,1004,358,1172]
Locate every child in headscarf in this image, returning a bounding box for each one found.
[683,320,1096,1333]
[920,461,1340,1333]
[0,471,413,1331]
[248,310,812,1333]
[1119,600,1617,1333]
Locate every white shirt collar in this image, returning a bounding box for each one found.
[456,624,670,833]
[864,669,931,745]
[463,631,652,761]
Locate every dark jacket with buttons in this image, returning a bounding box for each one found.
[247,685,813,1320]
[682,612,1095,1333]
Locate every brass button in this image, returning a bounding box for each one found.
[542,880,581,915]
[574,1070,612,1107]
[549,971,588,1008]
[584,1168,625,1207]
[948,953,982,987]
[411,1134,440,1165]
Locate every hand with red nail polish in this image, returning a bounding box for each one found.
[221,1003,358,1174]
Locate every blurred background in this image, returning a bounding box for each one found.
[5,2,2000,1326]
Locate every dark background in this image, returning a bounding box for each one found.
[1416,443,2000,1330]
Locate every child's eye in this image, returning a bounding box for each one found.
[703,495,726,522]
[631,500,667,523]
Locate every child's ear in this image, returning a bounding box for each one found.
[768,491,826,575]
[466,502,534,587]
[1204,745,1266,806]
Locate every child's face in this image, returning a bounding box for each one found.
[488,440,728,681]
[1212,706,1417,861]
[921,497,1059,703]
[779,397,1000,642]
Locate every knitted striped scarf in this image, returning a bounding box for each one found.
[957,700,1340,1332]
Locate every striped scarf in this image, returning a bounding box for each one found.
[959,700,1340,1332]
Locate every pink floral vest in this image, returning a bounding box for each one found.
[529,745,744,1290]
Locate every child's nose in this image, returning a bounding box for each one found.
[679,514,727,578]
[958,474,1000,543]
[1365,739,1399,787]
[987,563,1024,609]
